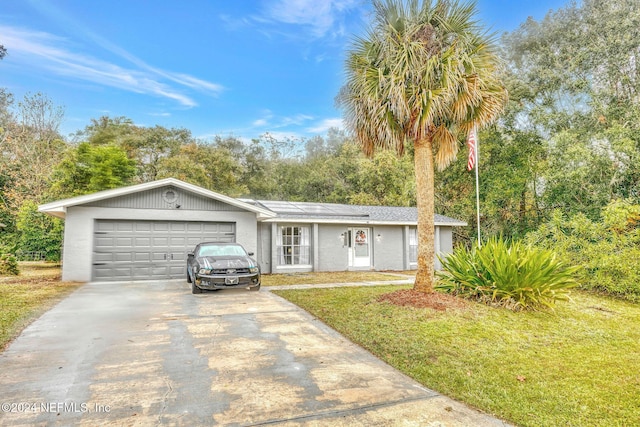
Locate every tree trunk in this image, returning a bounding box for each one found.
[413,136,435,293]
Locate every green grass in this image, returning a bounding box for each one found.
[274,286,640,426]
[261,270,410,286]
[1,262,82,351]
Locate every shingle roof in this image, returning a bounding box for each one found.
[251,200,466,226]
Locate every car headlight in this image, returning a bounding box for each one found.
[249,267,259,273]
[198,268,211,275]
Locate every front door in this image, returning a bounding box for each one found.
[348,227,371,268]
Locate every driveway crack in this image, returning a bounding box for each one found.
[156,375,173,426]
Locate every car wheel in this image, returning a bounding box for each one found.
[191,280,202,294]
[249,284,261,291]
[186,267,192,283]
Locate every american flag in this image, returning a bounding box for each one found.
[467,127,477,171]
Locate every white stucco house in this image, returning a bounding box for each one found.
[39,178,466,282]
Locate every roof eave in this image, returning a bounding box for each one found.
[262,217,467,226]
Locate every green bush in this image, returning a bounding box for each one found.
[526,200,640,302]
[16,200,63,262]
[0,253,19,276]
[436,237,579,311]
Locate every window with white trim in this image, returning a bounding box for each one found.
[277,226,311,265]
[409,228,417,264]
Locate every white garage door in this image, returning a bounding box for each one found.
[92,220,235,281]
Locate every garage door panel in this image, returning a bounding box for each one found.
[93,267,111,278]
[186,237,203,246]
[170,223,186,232]
[93,220,235,281]
[187,223,202,231]
[219,223,234,233]
[153,223,169,232]
[116,237,133,247]
[135,237,151,247]
[135,222,152,232]
[95,237,114,248]
[151,251,168,261]
[153,237,169,246]
[115,252,134,262]
[93,253,113,262]
[170,237,187,246]
[168,265,184,276]
[134,252,151,262]
[96,222,115,232]
[116,222,134,232]
[113,268,134,277]
[169,251,189,262]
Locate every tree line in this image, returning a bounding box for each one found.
[1,0,639,262]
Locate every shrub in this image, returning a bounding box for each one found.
[436,237,579,311]
[16,200,63,262]
[526,200,640,303]
[0,253,19,276]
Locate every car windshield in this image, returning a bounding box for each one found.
[197,244,247,257]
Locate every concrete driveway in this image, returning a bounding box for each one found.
[0,280,508,426]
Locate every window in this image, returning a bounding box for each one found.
[277,226,310,265]
[409,228,417,264]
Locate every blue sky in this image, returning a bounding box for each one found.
[1,0,568,141]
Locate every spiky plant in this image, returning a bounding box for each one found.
[436,237,579,310]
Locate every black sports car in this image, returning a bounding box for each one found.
[187,243,261,294]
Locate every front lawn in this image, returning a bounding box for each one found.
[273,286,640,426]
[261,270,410,286]
[0,263,82,351]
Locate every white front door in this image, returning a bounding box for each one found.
[348,227,371,268]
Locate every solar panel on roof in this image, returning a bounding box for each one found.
[290,202,368,217]
[259,200,368,217]
[260,201,305,213]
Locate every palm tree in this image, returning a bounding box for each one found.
[340,0,507,293]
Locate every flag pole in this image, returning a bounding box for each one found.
[474,131,481,248]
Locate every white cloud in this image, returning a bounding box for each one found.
[0,25,224,107]
[263,0,360,38]
[307,118,344,133]
[251,110,312,129]
[251,109,275,127]
[281,113,314,126]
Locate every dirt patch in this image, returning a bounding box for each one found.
[377,289,468,311]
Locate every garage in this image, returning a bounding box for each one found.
[38,178,276,282]
[92,220,235,281]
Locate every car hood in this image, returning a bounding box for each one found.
[197,256,256,269]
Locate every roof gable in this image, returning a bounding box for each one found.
[39,178,276,219]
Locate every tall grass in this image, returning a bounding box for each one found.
[436,237,578,310]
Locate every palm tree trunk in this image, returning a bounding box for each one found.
[413,136,435,293]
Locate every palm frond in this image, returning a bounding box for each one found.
[341,0,507,163]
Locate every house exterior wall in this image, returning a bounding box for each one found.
[257,222,272,274]
[435,226,453,270]
[259,222,453,275]
[61,206,258,282]
[371,225,404,271]
[316,224,350,271]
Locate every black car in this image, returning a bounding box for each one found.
[187,243,261,294]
